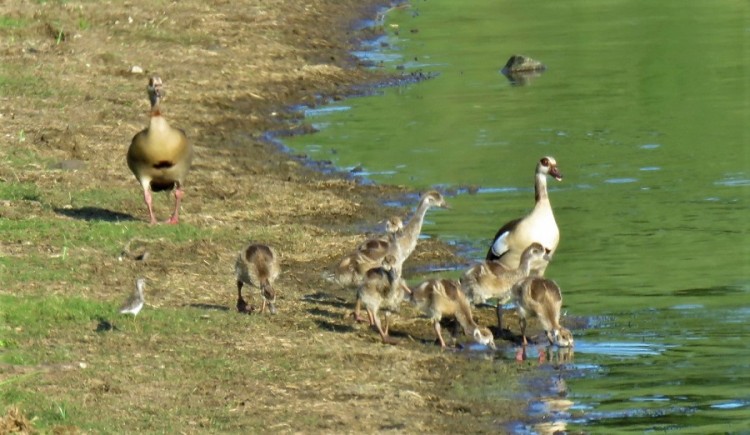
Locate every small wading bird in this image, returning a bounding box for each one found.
[486,157,562,276]
[127,76,194,224]
[119,278,146,317]
[235,243,280,314]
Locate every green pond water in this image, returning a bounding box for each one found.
[285,0,750,432]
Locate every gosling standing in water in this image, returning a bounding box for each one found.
[235,243,280,314]
[505,277,574,347]
[461,242,549,327]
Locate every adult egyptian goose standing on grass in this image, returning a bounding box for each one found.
[461,242,549,327]
[502,277,574,347]
[127,76,193,224]
[408,278,496,349]
[486,157,562,275]
[235,243,280,314]
[356,254,410,345]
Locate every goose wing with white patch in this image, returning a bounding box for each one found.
[485,217,521,261]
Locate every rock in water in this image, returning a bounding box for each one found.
[502,54,546,73]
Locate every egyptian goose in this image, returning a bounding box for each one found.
[461,242,549,326]
[503,277,574,347]
[333,191,447,287]
[235,243,280,314]
[409,278,495,349]
[127,76,194,224]
[485,157,562,275]
[356,254,410,345]
[119,278,146,317]
[332,217,401,289]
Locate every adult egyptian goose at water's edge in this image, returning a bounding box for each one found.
[485,156,561,275]
[127,76,194,224]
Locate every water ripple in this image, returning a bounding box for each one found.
[573,340,667,357]
[604,178,638,184]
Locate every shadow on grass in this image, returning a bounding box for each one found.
[186,303,230,311]
[301,292,350,309]
[94,317,119,332]
[313,318,356,334]
[55,206,138,222]
[307,306,348,321]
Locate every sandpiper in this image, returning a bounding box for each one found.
[119,278,146,317]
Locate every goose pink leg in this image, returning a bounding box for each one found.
[166,187,184,224]
[142,188,158,225]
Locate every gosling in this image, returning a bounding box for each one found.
[461,242,549,327]
[235,243,280,314]
[505,277,574,347]
[409,278,496,349]
[334,216,404,291]
[332,191,447,289]
[356,254,410,345]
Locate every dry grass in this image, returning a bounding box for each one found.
[0,0,538,432]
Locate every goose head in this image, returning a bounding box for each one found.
[421,190,448,209]
[520,242,551,271]
[384,216,404,234]
[261,284,277,315]
[549,327,574,347]
[380,254,398,271]
[147,76,164,108]
[472,327,497,350]
[537,156,562,181]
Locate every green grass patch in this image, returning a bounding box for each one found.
[0,294,113,365]
[77,17,91,31]
[0,17,27,29]
[2,145,45,168]
[0,216,217,253]
[0,254,85,285]
[0,182,40,201]
[0,73,52,98]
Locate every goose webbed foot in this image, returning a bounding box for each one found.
[236,297,248,313]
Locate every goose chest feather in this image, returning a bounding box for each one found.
[128,116,191,181]
[486,157,561,273]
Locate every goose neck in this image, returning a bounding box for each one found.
[399,201,431,254]
[534,172,549,203]
[454,298,478,335]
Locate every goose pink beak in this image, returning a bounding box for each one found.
[549,166,563,181]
